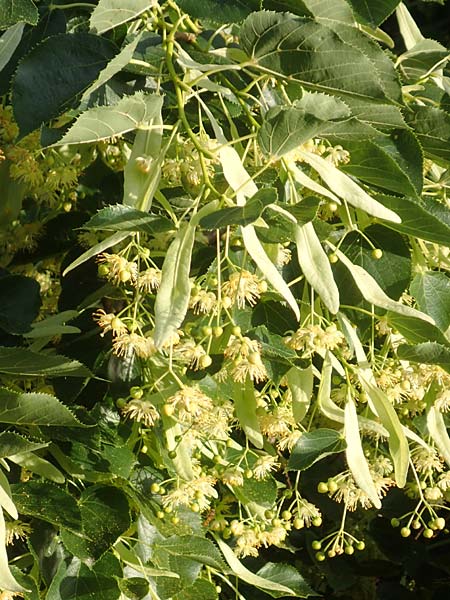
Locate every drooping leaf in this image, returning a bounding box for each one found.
[12,482,82,533]
[397,342,450,373]
[55,92,163,146]
[397,38,449,82]
[216,537,299,596]
[83,205,174,234]
[0,348,91,378]
[347,0,401,27]
[0,0,37,29]
[0,507,26,593]
[0,470,17,519]
[232,379,263,449]
[0,160,26,226]
[9,452,64,484]
[286,365,313,423]
[359,376,409,487]
[0,388,90,426]
[12,33,117,136]
[344,397,381,509]
[0,23,24,72]
[376,194,450,247]
[288,428,346,471]
[90,0,158,34]
[153,222,196,349]
[240,11,400,102]
[333,249,434,323]
[427,397,450,468]
[411,271,450,332]
[62,231,131,277]
[297,150,401,222]
[0,273,41,334]
[295,221,340,314]
[123,109,164,211]
[256,562,316,598]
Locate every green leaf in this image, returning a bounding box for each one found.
[427,394,450,468]
[387,313,449,346]
[0,432,47,459]
[0,23,24,72]
[0,388,90,426]
[118,577,150,600]
[0,159,26,226]
[411,271,450,332]
[55,91,163,146]
[397,38,449,82]
[0,0,37,29]
[240,11,400,102]
[344,397,381,509]
[90,0,156,34]
[288,428,345,471]
[286,365,313,423]
[153,222,195,349]
[341,129,423,197]
[397,342,450,373]
[216,537,299,596]
[12,33,117,136]
[232,379,263,449]
[258,97,350,158]
[200,188,276,229]
[12,481,82,533]
[359,376,409,487]
[46,557,121,600]
[407,105,450,166]
[83,204,173,234]
[173,579,218,600]
[155,536,227,572]
[62,231,130,277]
[0,507,26,593]
[256,562,316,598]
[79,33,143,109]
[234,475,277,507]
[347,0,401,27]
[0,273,41,334]
[177,0,256,24]
[0,348,91,378]
[295,221,339,314]
[376,194,450,246]
[61,486,131,560]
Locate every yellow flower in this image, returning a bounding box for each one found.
[137,268,161,293]
[113,333,152,358]
[121,398,160,427]
[221,270,261,308]
[93,309,128,337]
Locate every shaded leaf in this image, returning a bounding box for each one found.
[200,188,276,229]
[0,348,91,378]
[256,562,316,598]
[46,557,121,600]
[155,536,227,572]
[13,33,117,136]
[12,482,82,533]
[387,312,449,345]
[397,342,450,373]
[91,0,158,34]
[83,204,174,234]
[288,429,345,471]
[0,432,47,459]
[0,0,37,28]
[347,0,401,27]
[407,105,450,166]
[376,193,450,247]
[0,273,41,334]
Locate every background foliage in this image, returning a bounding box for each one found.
[0,0,450,599]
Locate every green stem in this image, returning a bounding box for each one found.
[49,2,93,10]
